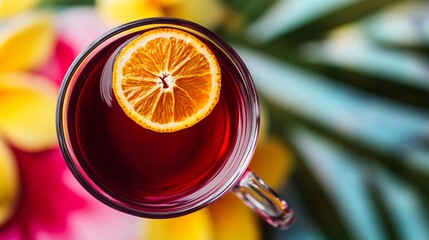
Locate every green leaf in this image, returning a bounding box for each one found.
[279,130,356,240]
[366,174,401,240]
[223,0,277,21]
[291,63,429,110]
[221,0,279,31]
[221,32,429,110]
[38,0,94,7]
[269,0,405,43]
[264,98,429,204]
[376,42,429,58]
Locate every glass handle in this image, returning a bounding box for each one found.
[232,170,294,229]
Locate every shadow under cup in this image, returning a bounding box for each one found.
[57,18,293,228]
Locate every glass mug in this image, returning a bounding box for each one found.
[56,17,294,229]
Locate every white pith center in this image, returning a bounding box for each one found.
[158,72,175,91]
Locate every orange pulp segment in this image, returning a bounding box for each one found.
[112,28,221,133]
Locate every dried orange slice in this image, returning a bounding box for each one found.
[113,28,221,133]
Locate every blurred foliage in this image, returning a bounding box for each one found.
[217,0,429,239]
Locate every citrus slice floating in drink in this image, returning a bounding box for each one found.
[112,28,221,133]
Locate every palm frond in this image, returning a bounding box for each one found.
[268,0,405,43]
[221,30,429,110]
[366,173,401,240]
[265,98,429,203]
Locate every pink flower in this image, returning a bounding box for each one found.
[0,10,139,240]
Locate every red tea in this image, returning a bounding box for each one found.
[65,30,245,204]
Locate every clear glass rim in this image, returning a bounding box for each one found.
[56,17,260,218]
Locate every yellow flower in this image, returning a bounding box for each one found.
[0,11,58,225]
[0,138,19,226]
[96,0,164,24]
[142,209,214,240]
[0,0,40,18]
[0,72,58,151]
[166,0,225,29]
[0,11,55,72]
[96,0,225,29]
[209,194,261,240]
[249,137,294,190]
[0,11,57,151]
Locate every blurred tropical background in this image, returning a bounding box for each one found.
[0,0,428,239]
